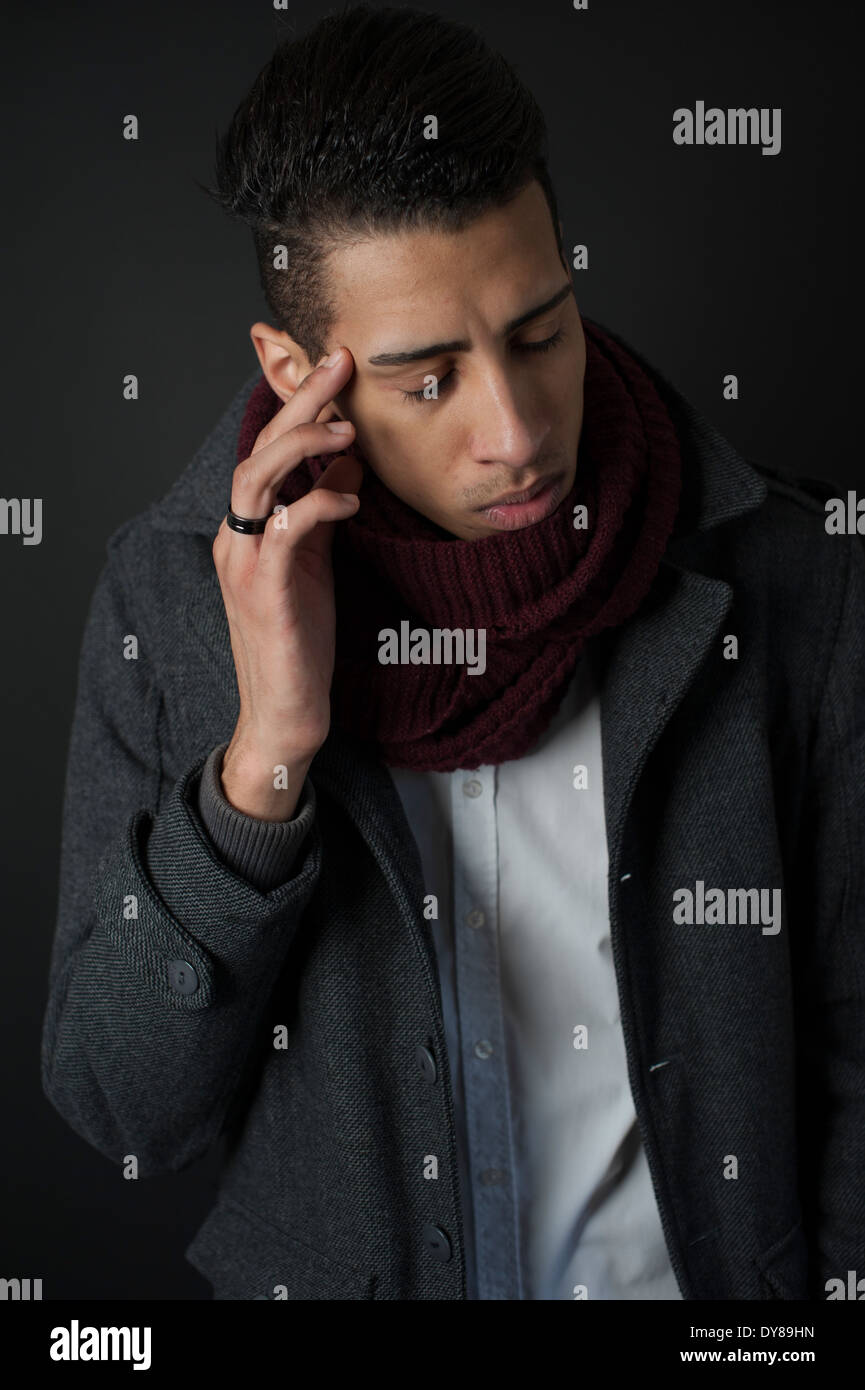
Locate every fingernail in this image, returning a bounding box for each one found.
[325,420,353,433]
[323,347,343,368]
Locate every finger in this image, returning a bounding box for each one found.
[256,468,360,583]
[249,347,355,457]
[212,517,238,589]
[259,452,365,579]
[230,418,357,523]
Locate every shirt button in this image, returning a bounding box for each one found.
[465,908,485,929]
[415,1043,437,1084]
[167,959,199,995]
[474,1039,494,1059]
[422,1223,453,1262]
[462,779,483,798]
[480,1168,508,1185]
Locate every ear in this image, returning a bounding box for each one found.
[249,322,340,422]
[249,322,309,400]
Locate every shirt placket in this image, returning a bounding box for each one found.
[451,764,523,1300]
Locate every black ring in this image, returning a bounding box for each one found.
[226,501,269,535]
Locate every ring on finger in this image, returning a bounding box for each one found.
[226,500,270,535]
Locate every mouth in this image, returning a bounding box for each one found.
[477,475,554,509]
[475,470,569,532]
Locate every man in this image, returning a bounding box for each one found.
[41,5,865,1301]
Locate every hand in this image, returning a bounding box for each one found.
[211,346,361,820]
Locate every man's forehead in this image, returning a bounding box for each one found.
[325,179,561,339]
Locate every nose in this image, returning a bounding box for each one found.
[466,364,548,471]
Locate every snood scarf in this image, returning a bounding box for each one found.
[235,317,682,772]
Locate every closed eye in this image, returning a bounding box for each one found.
[399,327,567,403]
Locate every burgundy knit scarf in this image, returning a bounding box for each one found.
[236,317,682,772]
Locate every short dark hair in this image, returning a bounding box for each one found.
[205,3,563,363]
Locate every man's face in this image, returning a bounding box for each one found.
[258,179,586,540]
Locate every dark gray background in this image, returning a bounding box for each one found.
[2,0,859,1298]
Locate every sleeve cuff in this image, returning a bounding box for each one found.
[197,742,317,893]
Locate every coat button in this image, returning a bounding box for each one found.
[416,1044,437,1084]
[423,1223,452,1262]
[167,959,199,995]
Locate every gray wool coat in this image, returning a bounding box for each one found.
[41,326,865,1300]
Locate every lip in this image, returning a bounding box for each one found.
[479,475,552,508]
[477,471,567,531]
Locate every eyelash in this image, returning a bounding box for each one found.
[399,327,566,403]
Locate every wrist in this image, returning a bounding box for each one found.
[220,736,314,822]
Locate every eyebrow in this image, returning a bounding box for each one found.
[366,281,574,367]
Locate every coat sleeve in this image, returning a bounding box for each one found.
[40,531,323,1176]
[197,741,317,892]
[795,530,865,1294]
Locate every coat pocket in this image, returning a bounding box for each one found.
[754,1220,809,1299]
[185,1193,376,1300]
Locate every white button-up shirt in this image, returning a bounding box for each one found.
[387,647,683,1300]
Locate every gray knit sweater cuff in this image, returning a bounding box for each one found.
[197,742,317,893]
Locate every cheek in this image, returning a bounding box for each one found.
[361,396,449,457]
[345,405,419,483]
[548,340,585,415]
[364,409,414,459]
[375,418,462,500]
[347,389,467,491]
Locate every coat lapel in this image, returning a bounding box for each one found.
[598,560,733,879]
[312,727,429,935]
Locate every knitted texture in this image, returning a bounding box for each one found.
[236,318,682,771]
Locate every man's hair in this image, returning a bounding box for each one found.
[205,3,563,364]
